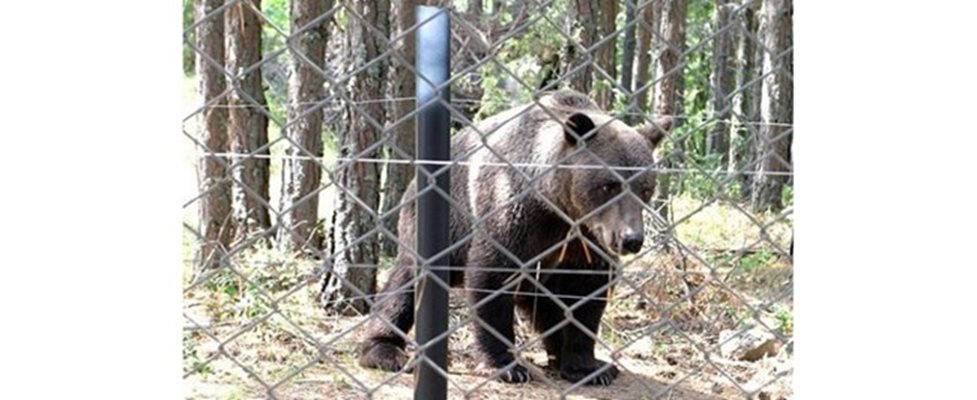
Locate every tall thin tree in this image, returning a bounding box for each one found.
[379,0,417,258]
[226,0,271,236]
[278,0,331,251]
[564,0,598,93]
[751,0,792,212]
[654,0,687,128]
[652,0,687,230]
[324,0,390,314]
[632,0,661,120]
[469,0,483,15]
[594,0,619,109]
[707,0,734,165]
[195,0,232,272]
[735,0,763,200]
[620,0,637,123]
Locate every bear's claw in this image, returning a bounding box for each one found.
[498,364,532,384]
[561,361,620,386]
[477,362,532,384]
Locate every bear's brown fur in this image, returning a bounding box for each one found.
[358,90,672,385]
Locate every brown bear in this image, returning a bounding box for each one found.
[358,90,672,386]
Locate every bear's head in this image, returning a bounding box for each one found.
[560,112,673,257]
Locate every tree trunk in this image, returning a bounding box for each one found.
[564,0,597,93]
[594,0,618,109]
[654,0,687,125]
[652,0,687,231]
[195,0,232,272]
[707,1,734,165]
[620,0,637,123]
[632,0,660,121]
[379,0,416,258]
[751,0,793,212]
[226,0,271,238]
[278,0,331,252]
[735,0,763,200]
[469,0,483,15]
[323,0,389,315]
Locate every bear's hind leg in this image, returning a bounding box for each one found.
[359,254,416,372]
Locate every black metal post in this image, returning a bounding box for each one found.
[414,5,451,400]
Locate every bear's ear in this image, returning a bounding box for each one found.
[636,116,673,149]
[563,112,598,145]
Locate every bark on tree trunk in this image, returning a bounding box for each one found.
[751,0,793,212]
[226,0,271,237]
[195,0,233,272]
[469,0,483,15]
[632,0,660,121]
[620,0,637,123]
[652,0,687,232]
[654,0,687,125]
[278,0,331,252]
[594,0,618,109]
[323,0,389,315]
[735,0,763,200]
[707,1,734,165]
[565,0,597,93]
[379,0,416,258]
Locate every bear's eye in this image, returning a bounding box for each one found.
[601,182,617,194]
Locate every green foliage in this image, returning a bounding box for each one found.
[675,0,718,197]
[198,248,313,325]
[781,183,794,205]
[476,0,570,119]
[183,0,195,76]
[775,308,793,336]
[261,0,291,126]
[204,270,240,299]
[262,0,290,33]
[739,249,776,274]
[184,332,214,376]
[680,152,739,200]
[682,0,715,123]
[730,305,754,330]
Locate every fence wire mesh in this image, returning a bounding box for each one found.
[183,0,793,398]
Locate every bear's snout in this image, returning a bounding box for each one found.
[621,232,644,255]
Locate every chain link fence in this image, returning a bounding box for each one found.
[183,0,793,398]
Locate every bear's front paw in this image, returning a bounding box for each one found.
[499,364,531,384]
[561,360,620,386]
[359,341,410,372]
[477,362,532,384]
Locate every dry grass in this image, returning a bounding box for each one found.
[183,196,793,399]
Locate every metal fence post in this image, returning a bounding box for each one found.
[414,5,451,400]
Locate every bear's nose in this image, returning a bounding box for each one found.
[621,233,644,254]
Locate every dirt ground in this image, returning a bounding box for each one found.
[183,241,793,400]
